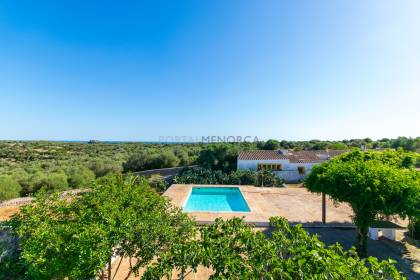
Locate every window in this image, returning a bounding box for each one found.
[298,166,305,175]
[257,163,282,171]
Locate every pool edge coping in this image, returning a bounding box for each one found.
[182,185,252,213]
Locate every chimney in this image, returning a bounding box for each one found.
[278,149,288,155]
[361,145,366,152]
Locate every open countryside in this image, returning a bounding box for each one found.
[1,1,420,279]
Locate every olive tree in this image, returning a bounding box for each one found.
[305,150,419,257]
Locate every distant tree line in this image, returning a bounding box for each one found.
[256,136,420,152]
[0,137,418,200]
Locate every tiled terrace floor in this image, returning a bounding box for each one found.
[163,184,354,227]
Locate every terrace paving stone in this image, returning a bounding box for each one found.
[163,184,355,228]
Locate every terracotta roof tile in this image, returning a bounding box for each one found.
[238,150,347,162]
[238,150,289,160]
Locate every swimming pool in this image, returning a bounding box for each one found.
[184,187,250,212]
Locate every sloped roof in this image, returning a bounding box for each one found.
[238,150,347,163]
[238,150,289,160]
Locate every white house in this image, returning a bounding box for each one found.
[237,149,346,183]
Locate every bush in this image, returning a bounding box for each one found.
[258,170,284,187]
[66,165,95,189]
[123,151,180,172]
[147,174,169,192]
[89,159,120,177]
[32,171,69,193]
[174,167,228,185]
[151,151,180,169]
[173,148,191,166]
[174,167,284,187]
[123,151,151,172]
[0,176,22,201]
[230,170,257,185]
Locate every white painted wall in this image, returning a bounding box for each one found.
[237,159,321,183]
[237,159,289,170]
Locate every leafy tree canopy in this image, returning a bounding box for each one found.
[143,217,404,280]
[305,149,420,257]
[197,144,239,172]
[2,175,194,280]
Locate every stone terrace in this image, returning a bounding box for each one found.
[163,184,354,227]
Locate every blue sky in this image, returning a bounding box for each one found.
[0,1,419,141]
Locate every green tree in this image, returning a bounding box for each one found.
[0,176,21,201]
[197,144,238,172]
[89,159,120,177]
[151,150,180,169]
[305,150,419,257]
[262,139,280,150]
[123,150,180,172]
[143,217,404,279]
[328,142,348,150]
[123,150,152,172]
[32,171,69,193]
[173,148,191,166]
[4,175,194,279]
[66,165,95,189]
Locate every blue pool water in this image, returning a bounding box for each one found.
[184,187,250,212]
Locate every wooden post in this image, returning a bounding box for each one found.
[322,193,326,224]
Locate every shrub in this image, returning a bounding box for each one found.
[66,165,95,189]
[174,167,284,187]
[151,151,180,169]
[173,148,191,166]
[32,171,69,193]
[0,176,22,201]
[148,174,169,192]
[234,170,257,185]
[123,151,180,172]
[123,151,151,172]
[89,159,120,177]
[174,167,228,185]
[257,170,284,187]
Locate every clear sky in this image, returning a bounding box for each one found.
[0,1,419,141]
